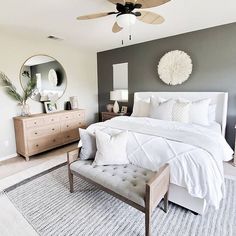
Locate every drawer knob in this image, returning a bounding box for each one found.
[34,122,37,125]
[53,139,56,142]
[67,125,69,128]
[52,128,55,131]
[66,116,69,119]
[35,132,38,135]
[51,119,54,121]
[67,135,70,138]
[36,144,39,147]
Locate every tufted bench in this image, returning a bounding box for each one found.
[67,148,170,236]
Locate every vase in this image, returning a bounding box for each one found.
[106,104,113,112]
[17,103,30,116]
[113,101,119,113]
[70,96,78,110]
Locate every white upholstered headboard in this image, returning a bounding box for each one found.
[134,92,228,137]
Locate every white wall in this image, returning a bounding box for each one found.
[0,33,98,159]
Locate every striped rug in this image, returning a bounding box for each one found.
[5,165,236,236]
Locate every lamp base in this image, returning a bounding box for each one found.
[113,101,119,113]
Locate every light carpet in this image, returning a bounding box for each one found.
[5,165,236,236]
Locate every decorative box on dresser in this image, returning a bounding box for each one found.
[13,109,85,161]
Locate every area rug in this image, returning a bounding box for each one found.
[5,165,236,236]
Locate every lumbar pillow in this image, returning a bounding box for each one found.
[78,128,96,160]
[189,98,211,125]
[149,97,176,121]
[131,98,150,117]
[93,130,129,166]
[172,101,191,123]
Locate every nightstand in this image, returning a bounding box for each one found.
[101,112,130,122]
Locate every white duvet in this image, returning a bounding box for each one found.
[87,116,233,209]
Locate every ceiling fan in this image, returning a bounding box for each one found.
[77,0,171,33]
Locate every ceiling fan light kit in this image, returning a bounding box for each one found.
[76,0,171,36]
[116,13,136,28]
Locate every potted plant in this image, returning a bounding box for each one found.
[0,71,36,116]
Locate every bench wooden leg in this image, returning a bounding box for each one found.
[164,191,169,213]
[145,209,151,236]
[69,171,74,193]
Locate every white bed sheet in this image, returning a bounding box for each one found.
[87,117,233,209]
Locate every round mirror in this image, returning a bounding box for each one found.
[20,55,67,102]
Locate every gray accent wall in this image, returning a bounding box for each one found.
[97,22,236,147]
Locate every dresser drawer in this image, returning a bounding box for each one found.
[61,119,84,132]
[25,118,44,128]
[63,130,79,143]
[60,112,76,121]
[74,110,85,120]
[27,124,61,139]
[28,135,61,154]
[44,116,60,124]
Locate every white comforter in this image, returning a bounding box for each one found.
[87,116,233,209]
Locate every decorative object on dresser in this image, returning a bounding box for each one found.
[70,96,79,110]
[44,101,58,113]
[110,89,128,113]
[13,109,85,161]
[158,50,193,85]
[20,54,67,103]
[101,111,129,122]
[0,71,36,116]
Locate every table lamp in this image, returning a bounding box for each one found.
[110,90,128,113]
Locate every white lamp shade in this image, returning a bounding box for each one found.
[116,14,136,28]
[110,90,128,102]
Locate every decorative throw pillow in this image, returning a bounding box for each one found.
[209,104,217,122]
[189,98,211,126]
[172,101,191,123]
[131,98,150,117]
[93,130,129,166]
[78,128,96,160]
[149,98,176,121]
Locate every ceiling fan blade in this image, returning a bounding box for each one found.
[77,12,115,20]
[136,0,170,9]
[137,11,164,24]
[107,0,137,4]
[112,22,123,33]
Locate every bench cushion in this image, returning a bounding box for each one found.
[70,160,155,207]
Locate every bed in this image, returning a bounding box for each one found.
[87,92,233,214]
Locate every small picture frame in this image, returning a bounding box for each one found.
[121,106,128,114]
[44,102,57,113]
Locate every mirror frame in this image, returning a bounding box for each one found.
[19,54,67,102]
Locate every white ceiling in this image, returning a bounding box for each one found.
[0,0,236,53]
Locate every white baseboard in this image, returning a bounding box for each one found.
[0,153,18,162]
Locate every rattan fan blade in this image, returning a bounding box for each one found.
[137,11,164,24]
[112,22,123,33]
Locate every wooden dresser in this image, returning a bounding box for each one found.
[13,109,85,161]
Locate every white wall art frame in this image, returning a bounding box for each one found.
[158,50,193,85]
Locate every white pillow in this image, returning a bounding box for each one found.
[190,99,211,126]
[149,98,176,121]
[131,98,150,117]
[93,130,129,166]
[172,101,191,123]
[78,128,96,160]
[209,104,217,122]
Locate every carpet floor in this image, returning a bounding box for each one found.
[5,165,236,236]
